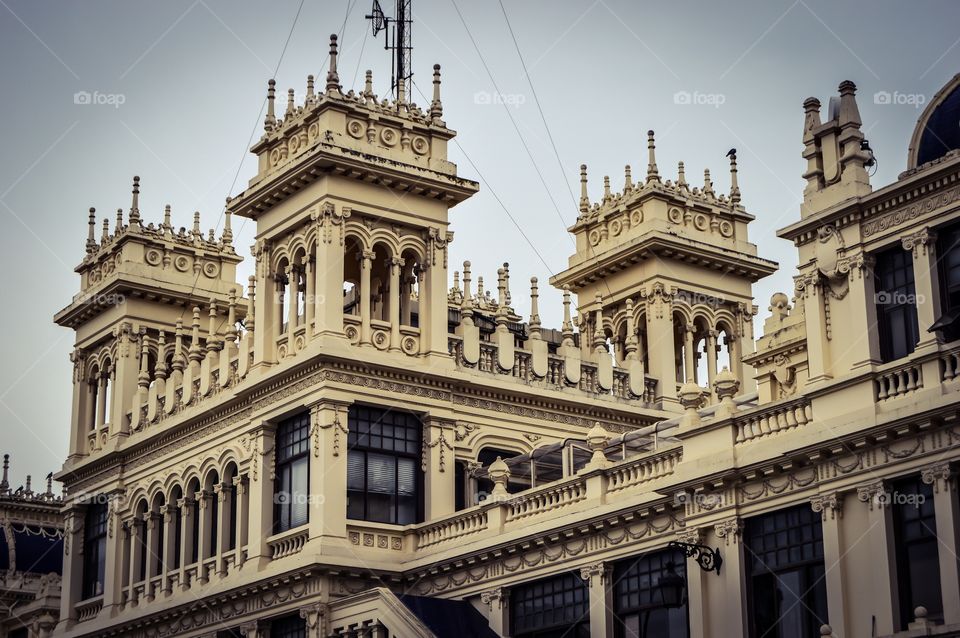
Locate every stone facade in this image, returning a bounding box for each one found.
[46,31,960,638]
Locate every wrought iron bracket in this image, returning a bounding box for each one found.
[668,540,723,575]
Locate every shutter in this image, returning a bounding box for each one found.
[367,453,396,494]
[397,458,416,496]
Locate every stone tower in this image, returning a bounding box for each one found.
[551,132,777,405]
[54,178,244,461]
[227,35,479,369]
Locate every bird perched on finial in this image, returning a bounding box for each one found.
[726,148,737,158]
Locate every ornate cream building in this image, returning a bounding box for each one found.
[48,29,960,638]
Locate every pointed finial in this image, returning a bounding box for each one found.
[101,218,110,241]
[286,88,295,116]
[430,64,443,120]
[646,130,660,182]
[306,74,315,101]
[116,207,123,233]
[156,330,168,380]
[561,286,574,347]
[703,169,715,197]
[192,211,201,238]
[86,207,97,252]
[461,261,474,322]
[246,275,257,333]
[188,306,203,364]
[138,336,151,390]
[624,165,633,190]
[624,298,638,360]
[0,454,9,492]
[207,299,221,350]
[496,267,507,310]
[677,162,687,189]
[163,204,172,232]
[265,79,277,131]
[593,293,606,351]
[477,275,485,300]
[226,288,238,342]
[45,472,53,497]
[326,34,341,93]
[529,277,541,337]
[603,176,611,202]
[579,164,589,213]
[129,175,141,226]
[172,319,185,372]
[364,70,374,98]
[503,262,512,307]
[223,208,233,245]
[727,149,740,206]
[24,475,31,496]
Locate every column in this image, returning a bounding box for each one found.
[580,563,613,638]
[400,266,413,326]
[177,495,195,591]
[246,422,276,566]
[127,519,143,606]
[645,290,678,404]
[304,256,315,336]
[846,254,882,370]
[797,272,833,384]
[233,474,249,565]
[57,506,84,629]
[286,265,299,348]
[359,251,374,346]
[161,504,177,593]
[481,588,510,637]
[144,512,159,601]
[812,493,848,637]
[424,417,456,520]
[307,402,350,543]
[706,330,718,400]
[856,482,897,633]
[677,528,709,638]
[389,257,403,351]
[196,489,212,583]
[715,518,747,638]
[214,482,233,576]
[904,229,942,349]
[313,212,346,337]
[95,374,107,429]
[684,324,695,383]
[922,463,960,624]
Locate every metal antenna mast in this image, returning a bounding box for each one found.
[366,0,413,101]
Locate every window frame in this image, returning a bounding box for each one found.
[81,501,109,600]
[346,404,423,526]
[273,412,311,534]
[510,571,590,638]
[744,504,829,638]
[892,475,943,628]
[269,614,306,638]
[612,548,689,638]
[874,244,920,362]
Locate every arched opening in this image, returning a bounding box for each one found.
[149,493,165,577]
[343,235,363,317]
[223,463,239,551]
[134,499,148,584]
[693,316,711,387]
[673,313,691,384]
[186,477,200,565]
[717,321,735,374]
[370,242,392,322]
[275,257,291,335]
[87,364,101,431]
[400,248,423,328]
[203,470,220,559]
[169,485,183,570]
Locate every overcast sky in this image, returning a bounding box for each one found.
[0,0,957,486]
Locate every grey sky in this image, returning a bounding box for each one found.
[0,0,957,484]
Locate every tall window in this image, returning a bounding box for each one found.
[875,245,919,362]
[511,572,590,638]
[935,221,960,341]
[81,502,108,599]
[274,412,310,533]
[892,476,942,627]
[745,504,828,638]
[613,549,688,638]
[270,614,306,638]
[347,405,422,525]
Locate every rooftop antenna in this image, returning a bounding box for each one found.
[366,0,413,102]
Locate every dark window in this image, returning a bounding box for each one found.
[875,246,919,362]
[274,412,310,533]
[455,460,467,511]
[511,571,590,638]
[745,504,828,638]
[935,221,960,341]
[270,614,306,638]
[229,482,238,550]
[154,512,164,576]
[190,497,200,563]
[613,549,689,638]
[892,476,942,627]
[346,405,422,525]
[9,628,27,638]
[173,504,182,568]
[136,515,146,581]
[81,502,108,599]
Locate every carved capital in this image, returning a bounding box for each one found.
[481,587,509,609]
[921,462,953,493]
[579,562,612,587]
[810,492,843,520]
[856,481,888,510]
[714,517,743,545]
[675,526,703,545]
[902,227,936,258]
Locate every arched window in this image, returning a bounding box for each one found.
[81,501,108,599]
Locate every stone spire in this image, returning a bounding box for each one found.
[579,164,590,214]
[703,168,714,197]
[677,161,687,190]
[728,149,740,206]
[155,330,168,382]
[306,74,315,102]
[137,337,151,391]
[430,64,443,120]
[222,206,234,245]
[86,207,97,253]
[285,88,295,117]
[364,70,374,103]
[115,208,123,234]
[528,277,541,338]
[624,298,638,360]
[0,454,8,493]
[646,130,660,182]
[624,165,633,191]
[246,276,256,334]
[561,286,575,347]
[495,267,508,325]
[603,176,611,202]
[129,176,141,227]
[326,34,341,94]
[188,307,203,367]
[592,294,606,352]
[163,204,173,238]
[461,261,474,323]
[101,218,109,242]
[172,319,186,374]
[265,79,277,132]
